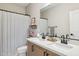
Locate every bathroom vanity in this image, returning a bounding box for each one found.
[27,38,79,56]
[27,41,59,56]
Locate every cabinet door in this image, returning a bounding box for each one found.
[27,41,46,56]
[27,41,34,56]
[27,41,59,56]
[33,44,46,56]
[46,50,59,56]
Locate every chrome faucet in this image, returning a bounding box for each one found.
[40,33,45,39]
[61,35,68,44]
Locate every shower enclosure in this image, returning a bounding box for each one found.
[0,10,30,56]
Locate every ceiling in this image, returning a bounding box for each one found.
[14,3,29,7]
[14,3,58,12]
[14,3,47,8]
[40,3,59,12]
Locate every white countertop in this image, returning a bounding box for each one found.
[27,37,79,56]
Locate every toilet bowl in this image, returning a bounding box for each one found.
[16,45,27,56]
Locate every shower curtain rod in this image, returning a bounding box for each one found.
[40,18,48,20]
[0,9,30,16]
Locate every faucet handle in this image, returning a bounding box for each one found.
[61,35,65,39]
[66,34,69,39]
[70,33,74,36]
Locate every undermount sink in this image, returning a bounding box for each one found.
[49,43,74,51]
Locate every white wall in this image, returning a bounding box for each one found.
[41,3,79,36]
[39,19,48,34]
[26,3,40,18]
[26,3,41,33]
[0,3,26,14]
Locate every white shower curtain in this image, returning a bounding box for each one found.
[0,11,30,56]
[0,11,3,56]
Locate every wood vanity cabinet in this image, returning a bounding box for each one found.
[27,41,59,56]
[27,41,34,56]
[27,41,46,56]
[46,50,59,56]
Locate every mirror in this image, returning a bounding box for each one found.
[40,3,79,39]
[69,10,79,39]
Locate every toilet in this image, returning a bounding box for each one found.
[16,45,27,56]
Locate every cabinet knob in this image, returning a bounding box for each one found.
[32,45,34,52]
[46,53,49,56]
[43,52,46,56]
